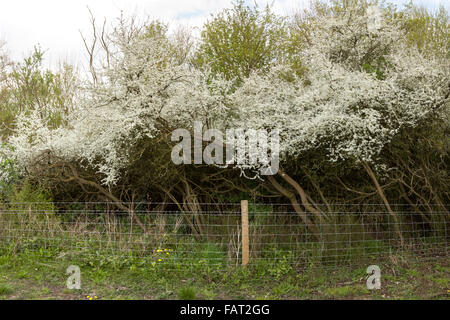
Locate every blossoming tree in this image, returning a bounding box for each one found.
[1,2,448,238]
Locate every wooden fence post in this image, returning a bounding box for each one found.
[241,200,249,266]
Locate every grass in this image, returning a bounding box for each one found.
[0,206,447,300]
[325,286,370,298]
[0,284,13,296]
[178,287,196,300]
[0,247,448,300]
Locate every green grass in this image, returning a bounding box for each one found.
[178,287,196,300]
[0,247,448,300]
[0,284,13,296]
[325,286,370,298]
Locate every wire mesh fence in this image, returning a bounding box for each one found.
[0,202,448,271]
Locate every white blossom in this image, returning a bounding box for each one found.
[4,6,449,185]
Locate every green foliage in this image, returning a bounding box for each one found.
[0,46,76,138]
[142,20,168,39]
[11,48,62,112]
[266,255,294,279]
[178,286,196,300]
[195,0,287,85]
[197,243,227,266]
[401,1,449,58]
[0,143,19,199]
[8,180,53,206]
[361,56,388,80]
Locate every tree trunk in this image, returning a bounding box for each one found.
[363,162,404,246]
[268,175,321,240]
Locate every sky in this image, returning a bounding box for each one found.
[0,0,448,70]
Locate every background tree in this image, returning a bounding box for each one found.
[0,46,78,139]
[401,1,449,59]
[195,0,287,86]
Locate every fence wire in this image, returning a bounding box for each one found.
[0,202,448,270]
